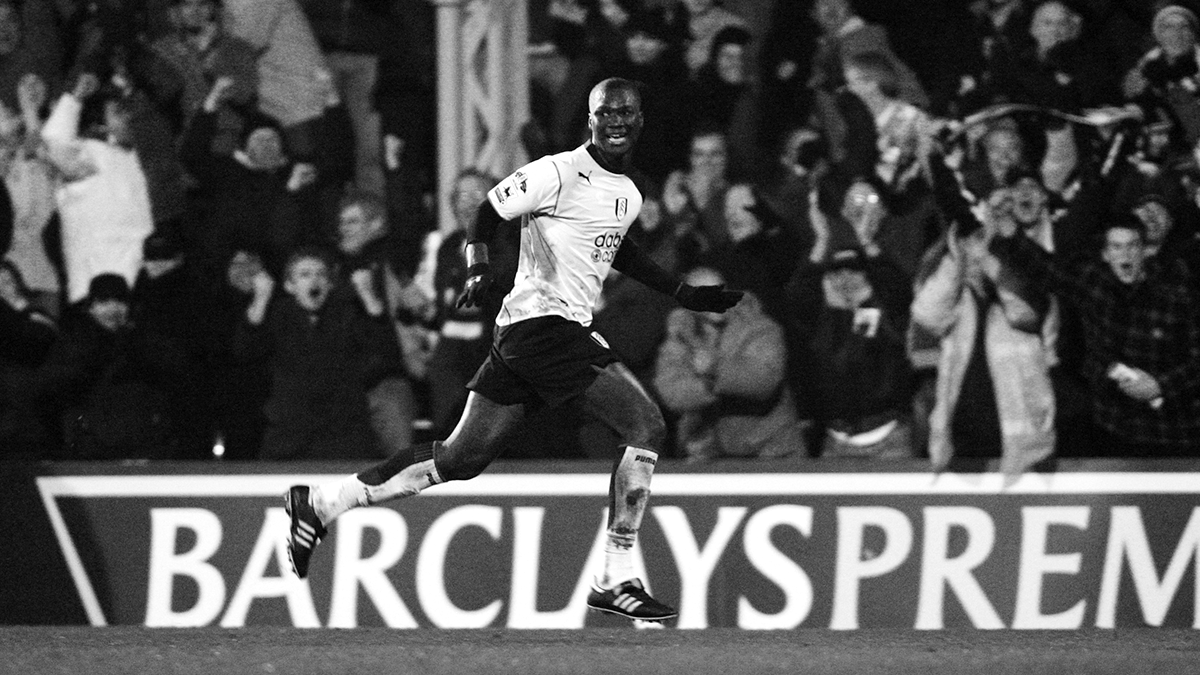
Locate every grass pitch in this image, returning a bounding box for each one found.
[1,627,1198,675]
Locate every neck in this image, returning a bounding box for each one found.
[587,143,627,174]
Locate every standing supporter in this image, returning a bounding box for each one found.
[807,0,928,110]
[146,0,258,152]
[678,0,750,80]
[35,273,191,459]
[1123,4,1200,151]
[0,0,62,113]
[841,51,935,201]
[220,0,334,152]
[0,259,58,457]
[40,72,155,305]
[660,126,734,271]
[300,0,400,195]
[334,189,429,455]
[203,249,272,460]
[607,8,692,186]
[2,72,59,318]
[684,25,763,180]
[180,76,322,275]
[234,246,394,460]
[988,0,1121,112]
[912,207,1058,476]
[654,266,805,461]
[989,214,1200,455]
[130,230,212,458]
[785,247,914,459]
[757,0,820,156]
[420,169,514,439]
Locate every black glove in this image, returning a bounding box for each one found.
[675,284,744,313]
[455,263,495,308]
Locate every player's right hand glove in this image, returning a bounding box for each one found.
[456,263,495,308]
[675,284,744,313]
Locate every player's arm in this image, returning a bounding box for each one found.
[456,199,506,308]
[612,236,743,313]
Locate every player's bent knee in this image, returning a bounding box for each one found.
[625,409,667,451]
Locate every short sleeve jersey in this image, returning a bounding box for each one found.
[487,144,643,327]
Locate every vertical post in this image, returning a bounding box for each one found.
[432,0,464,232]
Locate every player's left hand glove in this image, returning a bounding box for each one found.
[456,263,495,308]
[675,284,744,313]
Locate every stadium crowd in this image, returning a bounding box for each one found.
[0,0,1197,471]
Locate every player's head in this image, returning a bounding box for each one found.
[587,78,644,164]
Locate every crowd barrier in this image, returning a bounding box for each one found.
[4,458,1200,629]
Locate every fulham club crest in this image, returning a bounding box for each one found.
[615,197,628,220]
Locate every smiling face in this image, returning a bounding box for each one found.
[1102,226,1147,285]
[587,80,644,167]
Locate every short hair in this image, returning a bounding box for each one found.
[1104,214,1148,241]
[338,188,387,224]
[844,52,901,98]
[283,245,336,278]
[589,77,643,111]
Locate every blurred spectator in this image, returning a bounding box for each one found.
[1,73,58,317]
[685,25,763,179]
[607,7,692,185]
[678,0,750,79]
[233,246,391,460]
[1123,3,1200,151]
[202,248,272,459]
[40,72,155,305]
[786,247,914,459]
[912,209,1058,476]
[807,0,928,110]
[990,213,1200,454]
[961,119,1030,200]
[955,0,1033,114]
[660,125,734,270]
[0,259,57,456]
[841,51,935,200]
[146,0,258,153]
[0,0,62,113]
[36,273,191,459]
[654,266,806,461]
[335,188,429,454]
[757,0,819,155]
[220,0,334,155]
[701,181,802,321]
[419,169,511,439]
[989,0,1121,112]
[131,230,212,458]
[180,76,322,274]
[300,0,401,195]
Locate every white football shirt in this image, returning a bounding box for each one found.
[487,143,643,327]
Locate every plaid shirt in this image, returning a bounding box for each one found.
[992,234,1200,450]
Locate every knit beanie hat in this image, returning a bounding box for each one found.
[1154,4,1199,40]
